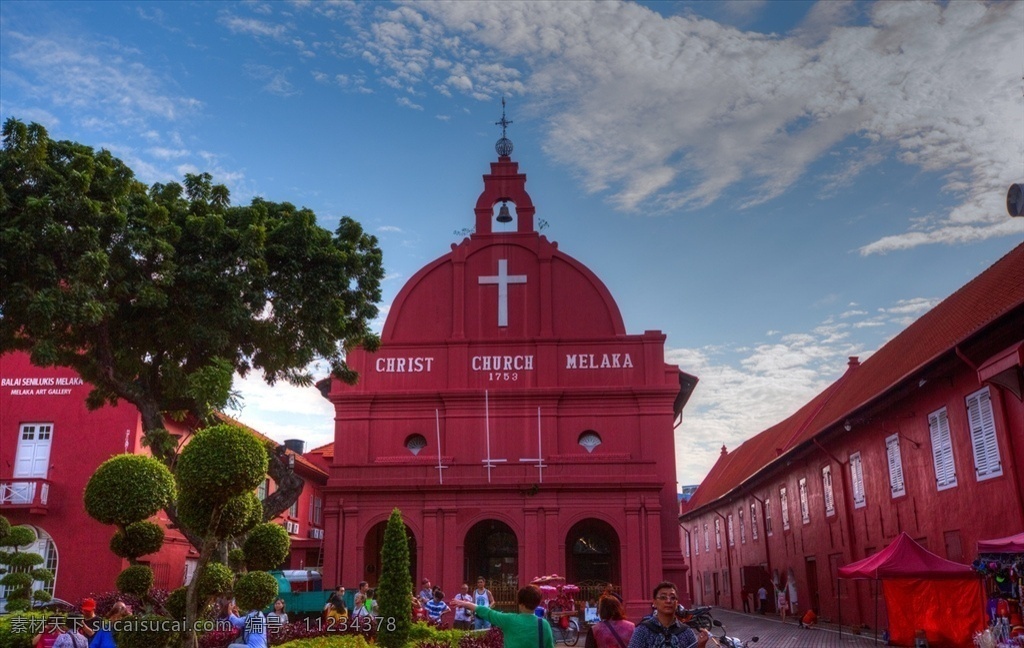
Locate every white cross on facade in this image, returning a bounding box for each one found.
[478,259,526,327]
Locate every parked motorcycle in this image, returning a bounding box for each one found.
[710,619,758,648]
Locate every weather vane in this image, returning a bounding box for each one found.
[495,97,514,157]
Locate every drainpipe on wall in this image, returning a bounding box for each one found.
[813,437,864,627]
[749,493,772,584]
[678,523,695,606]
[713,511,735,610]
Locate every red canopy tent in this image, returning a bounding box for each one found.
[978,532,1024,554]
[838,533,985,647]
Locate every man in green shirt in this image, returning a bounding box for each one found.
[452,585,555,648]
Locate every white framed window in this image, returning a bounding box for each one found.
[850,452,866,509]
[727,514,734,546]
[715,518,722,549]
[822,465,836,517]
[765,499,773,536]
[703,523,710,552]
[965,387,1002,481]
[739,509,746,544]
[750,503,759,541]
[928,408,957,490]
[289,499,299,518]
[798,478,810,524]
[780,487,791,531]
[256,478,269,501]
[886,434,906,497]
[693,527,699,555]
[313,496,322,525]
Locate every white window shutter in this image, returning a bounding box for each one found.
[822,465,836,516]
[850,452,866,508]
[886,434,906,497]
[928,408,957,490]
[966,388,1002,480]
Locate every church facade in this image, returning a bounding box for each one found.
[318,140,697,615]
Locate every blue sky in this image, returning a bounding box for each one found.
[2,0,1022,484]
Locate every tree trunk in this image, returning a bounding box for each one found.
[261,448,306,522]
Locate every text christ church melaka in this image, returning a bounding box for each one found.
[317,114,698,615]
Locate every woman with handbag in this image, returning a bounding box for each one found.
[585,596,635,648]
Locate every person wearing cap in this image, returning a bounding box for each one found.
[74,598,101,643]
[51,615,89,648]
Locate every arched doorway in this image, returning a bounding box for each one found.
[464,520,518,608]
[363,521,417,587]
[565,519,620,587]
[0,526,57,613]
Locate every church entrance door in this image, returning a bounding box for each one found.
[464,520,518,610]
[566,519,621,594]
[363,521,417,587]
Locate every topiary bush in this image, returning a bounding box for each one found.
[116,564,155,596]
[377,508,412,648]
[234,570,278,611]
[178,490,262,538]
[0,612,48,648]
[110,521,165,559]
[113,613,176,648]
[176,424,268,501]
[228,548,246,572]
[0,519,53,613]
[243,523,290,571]
[166,586,188,619]
[84,454,175,525]
[199,562,234,599]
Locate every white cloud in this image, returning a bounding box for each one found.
[221,16,288,39]
[340,0,1022,253]
[244,64,300,97]
[667,290,949,482]
[377,225,404,232]
[397,96,424,110]
[2,32,200,130]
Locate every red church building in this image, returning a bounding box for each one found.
[0,351,328,609]
[679,242,1024,630]
[318,137,698,615]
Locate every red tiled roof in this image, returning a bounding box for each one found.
[308,441,335,459]
[683,241,1024,516]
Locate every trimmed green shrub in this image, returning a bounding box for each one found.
[228,548,246,571]
[116,564,154,596]
[166,586,187,619]
[277,637,371,648]
[0,515,10,539]
[175,424,268,500]
[233,570,278,611]
[0,612,47,648]
[377,508,412,648]
[0,571,34,588]
[6,552,43,569]
[32,589,52,602]
[113,613,175,648]
[84,454,175,526]
[198,561,234,598]
[177,490,262,539]
[2,526,36,547]
[110,521,165,559]
[243,523,290,571]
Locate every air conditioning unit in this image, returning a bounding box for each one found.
[308,528,324,540]
[285,521,299,535]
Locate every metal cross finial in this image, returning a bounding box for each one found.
[495,97,513,138]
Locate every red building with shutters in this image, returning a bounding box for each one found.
[317,142,698,615]
[679,242,1024,630]
[0,352,327,609]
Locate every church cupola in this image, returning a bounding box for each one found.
[474,98,536,235]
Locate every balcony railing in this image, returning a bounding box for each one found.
[0,479,51,514]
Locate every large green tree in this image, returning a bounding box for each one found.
[0,118,383,541]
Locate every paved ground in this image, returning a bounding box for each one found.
[708,609,884,648]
